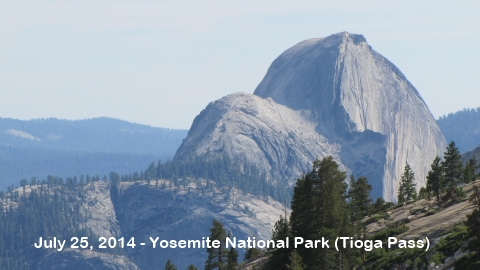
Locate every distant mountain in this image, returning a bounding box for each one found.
[0,117,187,154]
[437,108,480,153]
[175,32,446,202]
[0,117,188,189]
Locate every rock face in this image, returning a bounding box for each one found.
[174,92,342,183]
[33,181,284,269]
[113,181,286,270]
[175,32,446,201]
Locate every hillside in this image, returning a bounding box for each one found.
[437,108,480,153]
[241,180,480,270]
[0,175,285,269]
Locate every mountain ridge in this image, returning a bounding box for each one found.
[175,32,446,202]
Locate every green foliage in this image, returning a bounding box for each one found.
[244,247,261,261]
[290,156,356,269]
[187,265,199,270]
[205,219,230,270]
[263,215,291,270]
[164,259,178,270]
[286,250,304,270]
[435,225,468,255]
[365,212,390,225]
[443,141,464,201]
[348,175,372,224]
[371,226,409,242]
[464,185,480,264]
[463,157,479,184]
[426,156,445,201]
[397,163,417,203]
[0,186,99,270]
[417,187,429,200]
[227,247,238,270]
[148,155,292,204]
[454,252,480,269]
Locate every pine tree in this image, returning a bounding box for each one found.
[348,175,372,233]
[263,215,292,270]
[290,156,353,269]
[187,266,199,270]
[426,156,444,201]
[397,163,417,203]
[164,259,177,270]
[226,247,238,270]
[443,141,463,200]
[463,158,479,184]
[286,250,304,270]
[205,219,228,270]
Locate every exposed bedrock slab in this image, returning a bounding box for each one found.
[175,32,446,202]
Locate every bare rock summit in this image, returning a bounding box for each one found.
[175,32,446,201]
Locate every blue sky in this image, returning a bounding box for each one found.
[1,0,479,129]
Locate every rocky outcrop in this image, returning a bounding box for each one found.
[175,32,446,201]
[81,182,121,238]
[113,180,286,270]
[174,92,342,183]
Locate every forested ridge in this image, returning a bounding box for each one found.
[0,184,102,270]
[0,117,187,189]
[0,154,291,269]
[0,117,187,154]
[2,142,480,269]
[437,107,480,153]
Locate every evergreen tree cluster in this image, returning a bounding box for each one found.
[263,156,378,270]
[123,155,292,203]
[0,185,96,270]
[203,219,238,270]
[425,141,480,202]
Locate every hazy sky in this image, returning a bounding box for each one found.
[1,0,479,129]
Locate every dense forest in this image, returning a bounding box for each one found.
[0,185,102,270]
[437,108,480,153]
[120,154,292,204]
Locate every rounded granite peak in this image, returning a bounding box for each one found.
[176,33,446,202]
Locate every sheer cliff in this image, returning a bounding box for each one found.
[175,32,446,201]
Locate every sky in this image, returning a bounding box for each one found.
[1,0,479,129]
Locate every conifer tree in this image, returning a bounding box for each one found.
[463,158,479,184]
[290,156,354,269]
[426,156,444,201]
[286,250,304,270]
[164,259,177,270]
[397,163,417,203]
[443,141,463,200]
[187,266,199,270]
[226,247,238,270]
[205,219,228,270]
[348,175,372,232]
[263,215,292,270]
